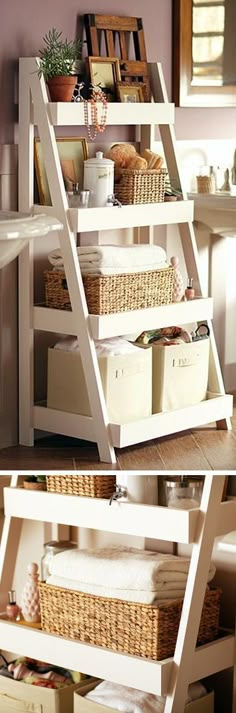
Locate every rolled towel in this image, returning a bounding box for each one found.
[49,546,216,590]
[48,244,167,270]
[46,574,187,605]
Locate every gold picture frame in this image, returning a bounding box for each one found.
[87,56,121,102]
[34,137,89,206]
[116,81,147,103]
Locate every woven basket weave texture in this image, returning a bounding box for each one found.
[46,475,116,498]
[44,266,174,315]
[38,584,221,661]
[115,167,167,204]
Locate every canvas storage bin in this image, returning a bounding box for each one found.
[74,680,215,713]
[150,339,210,413]
[47,345,152,423]
[0,674,89,713]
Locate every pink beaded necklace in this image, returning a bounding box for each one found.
[83,86,108,141]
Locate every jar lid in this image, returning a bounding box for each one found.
[164,476,203,488]
[43,540,77,550]
[84,151,114,166]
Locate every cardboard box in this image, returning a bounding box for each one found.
[0,674,90,713]
[47,346,152,423]
[74,680,214,713]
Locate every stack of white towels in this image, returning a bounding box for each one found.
[85,679,209,713]
[48,244,169,276]
[47,546,216,605]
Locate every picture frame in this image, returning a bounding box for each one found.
[34,137,89,205]
[87,56,121,102]
[116,81,147,103]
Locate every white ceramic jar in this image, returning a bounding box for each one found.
[116,475,158,504]
[83,151,114,207]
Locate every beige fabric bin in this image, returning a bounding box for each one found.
[150,339,210,413]
[74,680,214,713]
[47,346,152,423]
[0,674,89,713]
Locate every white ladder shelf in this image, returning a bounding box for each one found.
[0,475,235,713]
[18,58,233,463]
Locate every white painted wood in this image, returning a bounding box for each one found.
[164,475,226,713]
[3,488,199,543]
[110,394,233,448]
[33,405,95,442]
[33,298,213,339]
[0,475,22,608]
[189,633,236,683]
[0,618,171,695]
[46,98,175,127]
[25,57,116,463]
[4,488,235,540]
[138,124,155,244]
[151,62,231,431]
[68,201,194,233]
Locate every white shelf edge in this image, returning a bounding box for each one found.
[47,101,175,127]
[33,298,214,340]
[4,488,235,541]
[33,201,194,232]
[0,619,171,695]
[0,620,233,696]
[3,488,199,543]
[110,393,233,448]
[32,393,232,451]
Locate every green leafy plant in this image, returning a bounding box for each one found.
[38,27,83,80]
[164,175,182,198]
[24,475,46,483]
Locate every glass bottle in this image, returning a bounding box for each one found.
[41,540,77,581]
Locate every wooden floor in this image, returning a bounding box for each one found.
[0,406,236,471]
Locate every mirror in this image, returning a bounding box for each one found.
[172,0,236,106]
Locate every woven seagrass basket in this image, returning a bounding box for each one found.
[196,175,215,194]
[44,266,174,315]
[115,167,167,204]
[38,584,221,661]
[46,475,116,499]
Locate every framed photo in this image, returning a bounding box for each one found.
[116,81,147,103]
[87,56,121,102]
[34,137,89,205]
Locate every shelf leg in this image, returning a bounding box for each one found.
[0,475,23,609]
[164,474,226,713]
[19,241,34,445]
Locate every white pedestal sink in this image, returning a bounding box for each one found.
[0,211,63,268]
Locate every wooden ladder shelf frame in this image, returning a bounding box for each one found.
[18,58,232,463]
[0,475,235,713]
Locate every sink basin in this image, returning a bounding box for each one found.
[188,193,236,232]
[0,211,63,268]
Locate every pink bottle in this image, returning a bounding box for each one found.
[170,256,184,302]
[6,590,20,621]
[21,563,41,623]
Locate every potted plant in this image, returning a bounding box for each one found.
[23,476,47,491]
[38,27,83,102]
[164,175,183,201]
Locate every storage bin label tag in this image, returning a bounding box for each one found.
[172,355,199,368]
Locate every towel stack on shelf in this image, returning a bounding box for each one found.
[46,546,216,605]
[48,244,169,276]
[84,679,209,713]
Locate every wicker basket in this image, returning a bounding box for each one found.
[44,266,174,315]
[38,584,221,661]
[115,167,167,204]
[196,175,215,194]
[46,475,116,499]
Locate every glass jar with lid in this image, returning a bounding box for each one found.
[163,476,204,509]
[41,540,77,581]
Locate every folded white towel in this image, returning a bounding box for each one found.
[49,546,216,590]
[48,244,167,270]
[85,680,207,713]
[46,575,187,605]
[52,262,168,276]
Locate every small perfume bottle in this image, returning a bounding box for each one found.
[6,590,20,621]
[185,277,195,300]
[170,256,184,302]
[67,182,80,207]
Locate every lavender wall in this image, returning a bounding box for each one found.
[1,0,236,143]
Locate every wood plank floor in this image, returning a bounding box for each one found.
[0,405,236,471]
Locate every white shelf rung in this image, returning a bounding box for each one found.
[47,100,175,127]
[110,394,233,448]
[33,405,95,442]
[3,488,199,543]
[33,298,213,339]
